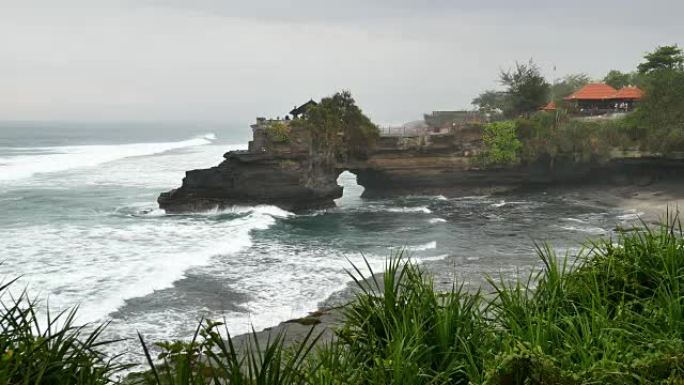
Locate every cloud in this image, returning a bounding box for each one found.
[0,1,682,125]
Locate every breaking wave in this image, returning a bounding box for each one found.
[0,133,216,182]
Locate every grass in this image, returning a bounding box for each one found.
[0,278,127,385]
[2,214,683,384]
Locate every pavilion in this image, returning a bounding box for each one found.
[611,86,644,111]
[563,83,644,114]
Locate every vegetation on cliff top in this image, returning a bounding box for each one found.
[477,45,684,167]
[3,213,684,384]
[265,121,292,143]
[291,91,379,161]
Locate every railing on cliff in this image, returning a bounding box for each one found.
[380,126,430,137]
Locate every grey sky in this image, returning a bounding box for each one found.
[1,1,682,126]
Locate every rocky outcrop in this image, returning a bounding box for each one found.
[158,151,342,212]
[158,121,684,213]
[160,119,347,212]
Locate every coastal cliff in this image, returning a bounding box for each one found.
[158,122,343,212]
[158,117,684,213]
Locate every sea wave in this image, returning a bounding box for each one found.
[617,211,644,221]
[408,240,437,251]
[0,204,278,324]
[560,225,607,234]
[149,204,294,218]
[0,133,216,182]
[386,206,432,214]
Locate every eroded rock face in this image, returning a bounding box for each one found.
[158,124,488,212]
[158,121,684,213]
[158,151,342,213]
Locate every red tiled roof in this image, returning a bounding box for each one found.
[540,101,557,111]
[564,83,617,101]
[613,86,644,100]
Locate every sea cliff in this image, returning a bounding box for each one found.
[159,118,684,213]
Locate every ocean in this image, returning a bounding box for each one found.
[0,122,641,365]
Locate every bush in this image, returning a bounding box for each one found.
[266,122,292,143]
[481,120,522,167]
[515,114,644,165]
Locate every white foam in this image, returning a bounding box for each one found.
[0,195,24,202]
[226,205,294,218]
[562,217,587,224]
[429,218,447,224]
[0,133,216,182]
[408,240,437,251]
[560,225,607,235]
[417,253,448,262]
[0,204,279,324]
[435,195,448,201]
[617,210,644,221]
[387,206,432,214]
[491,200,529,208]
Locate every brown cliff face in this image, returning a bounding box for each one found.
[158,151,343,213]
[158,123,684,213]
[158,124,486,212]
[158,122,344,213]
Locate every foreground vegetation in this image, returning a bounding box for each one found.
[2,213,683,384]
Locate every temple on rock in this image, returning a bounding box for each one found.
[290,100,318,119]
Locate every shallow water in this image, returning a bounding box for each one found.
[0,122,642,366]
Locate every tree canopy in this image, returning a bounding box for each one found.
[471,90,509,115]
[603,70,639,89]
[499,60,551,117]
[637,45,684,74]
[472,60,550,118]
[293,91,379,160]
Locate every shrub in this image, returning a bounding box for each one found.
[481,120,522,167]
[266,122,292,143]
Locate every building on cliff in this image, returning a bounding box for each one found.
[564,83,644,115]
[290,100,318,119]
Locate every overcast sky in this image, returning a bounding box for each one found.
[1,1,683,126]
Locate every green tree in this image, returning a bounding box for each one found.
[294,91,379,160]
[637,45,684,74]
[499,60,550,117]
[631,69,684,151]
[481,120,522,166]
[603,70,633,89]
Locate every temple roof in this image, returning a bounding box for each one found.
[540,101,557,111]
[290,99,318,116]
[613,86,644,100]
[564,83,618,101]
